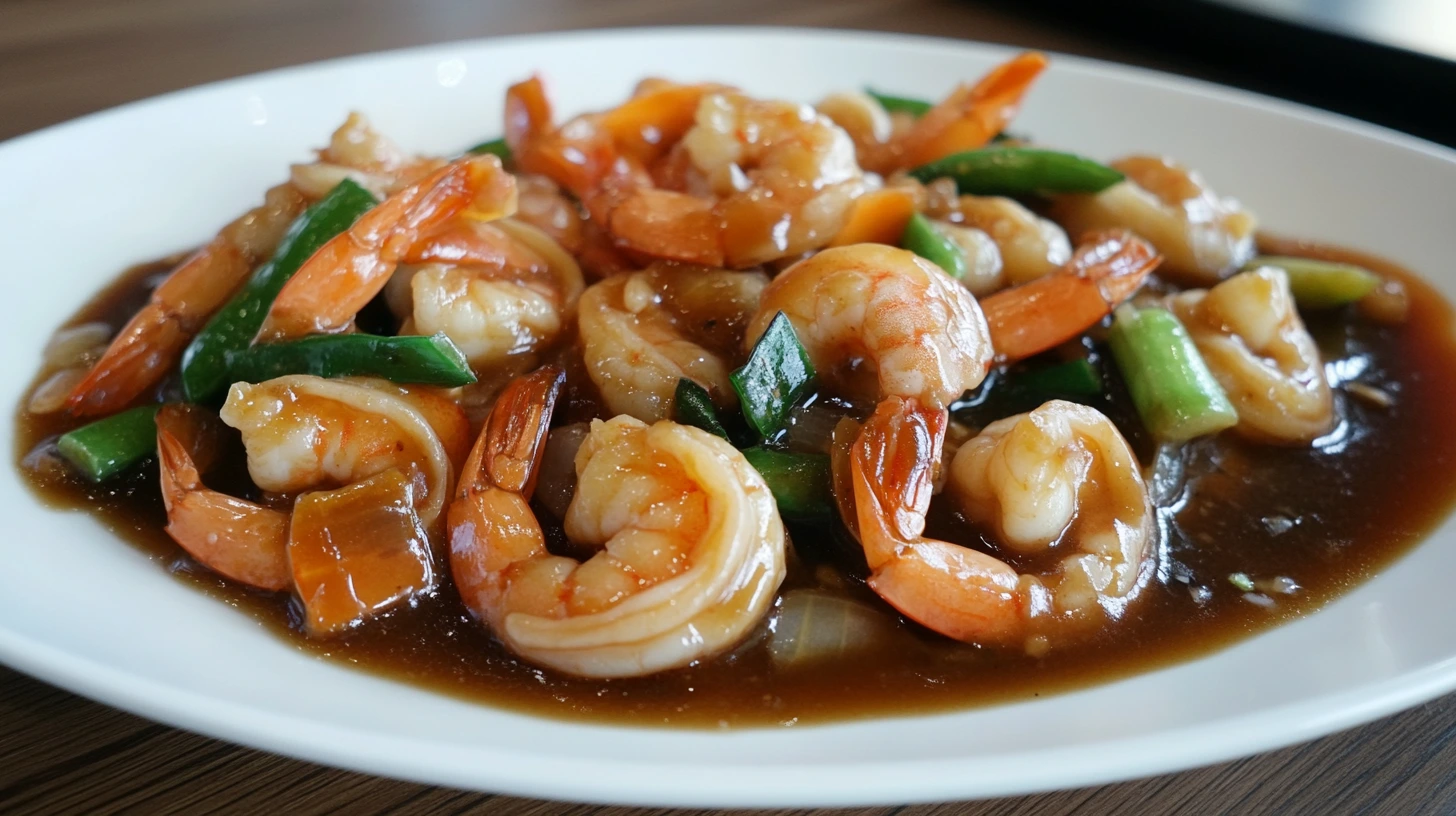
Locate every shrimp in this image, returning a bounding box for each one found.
[218,375,458,528]
[817,53,1047,174]
[893,51,1048,170]
[927,194,1072,285]
[1051,155,1256,285]
[159,380,449,634]
[448,367,786,678]
[516,79,869,268]
[156,404,291,592]
[979,230,1160,363]
[395,218,584,371]
[513,173,584,254]
[745,243,993,411]
[853,398,1154,650]
[579,264,767,421]
[290,112,445,200]
[815,91,895,159]
[1170,267,1334,443]
[65,184,307,416]
[255,154,518,343]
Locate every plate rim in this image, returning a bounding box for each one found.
[3,24,1456,807]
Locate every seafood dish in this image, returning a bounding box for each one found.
[18,52,1456,726]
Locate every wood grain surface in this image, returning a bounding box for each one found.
[2,1,1453,813]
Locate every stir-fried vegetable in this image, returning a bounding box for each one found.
[288,468,435,637]
[732,312,818,437]
[863,88,932,117]
[56,404,162,482]
[900,213,967,279]
[831,189,918,247]
[1108,305,1238,442]
[909,147,1124,196]
[466,137,512,160]
[1245,256,1381,309]
[224,333,476,387]
[767,589,903,670]
[742,447,834,522]
[673,378,730,440]
[1015,357,1102,399]
[181,179,377,402]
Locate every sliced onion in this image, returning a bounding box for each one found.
[43,322,110,370]
[767,589,901,671]
[779,402,848,455]
[28,368,87,414]
[536,423,590,520]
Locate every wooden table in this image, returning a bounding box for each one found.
[3,1,1454,812]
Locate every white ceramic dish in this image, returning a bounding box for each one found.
[3,27,1456,808]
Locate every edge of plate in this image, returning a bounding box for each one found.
[3,25,1456,807]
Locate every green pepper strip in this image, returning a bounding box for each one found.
[864,88,932,117]
[741,447,834,522]
[1244,255,1381,309]
[1107,305,1239,442]
[224,333,476,387]
[56,404,162,482]
[466,137,512,161]
[731,312,818,438]
[901,213,967,279]
[180,180,378,402]
[674,378,730,440]
[908,147,1124,196]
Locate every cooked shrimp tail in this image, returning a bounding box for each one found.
[981,229,1160,362]
[256,155,517,343]
[851,398,1026,645]
[448,366,564,630]
[460,364,565,499]
[67,185,307,416]
[155,404,291,591]
[900,51,1048,168]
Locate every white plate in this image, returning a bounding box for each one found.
[3,27,1456,808]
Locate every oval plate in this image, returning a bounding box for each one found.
[3,27,1456,808]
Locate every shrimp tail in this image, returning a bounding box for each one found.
[852,397,945,551]
[851,398,1024,644]
[156,405,291,591]
[901,51,1048,167]
[66,238,251,416]
[458,364,565,498]
[504,75,555,155]
[981,229,1160,363]
[449,365,564,627]
[257,155,517,343]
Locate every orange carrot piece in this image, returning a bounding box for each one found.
[828,189,919,248]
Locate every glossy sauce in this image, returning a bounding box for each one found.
[16,237,1456,727]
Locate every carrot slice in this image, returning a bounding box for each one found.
[828,189,919,248]
[288,469,435,637]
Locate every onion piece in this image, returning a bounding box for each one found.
[779,401,848,455]
[28,368,88,414]
[767,589,901,671]
[536,423,590,520]
[43,322,110,370]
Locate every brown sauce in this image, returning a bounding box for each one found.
[15,237,1456,728]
